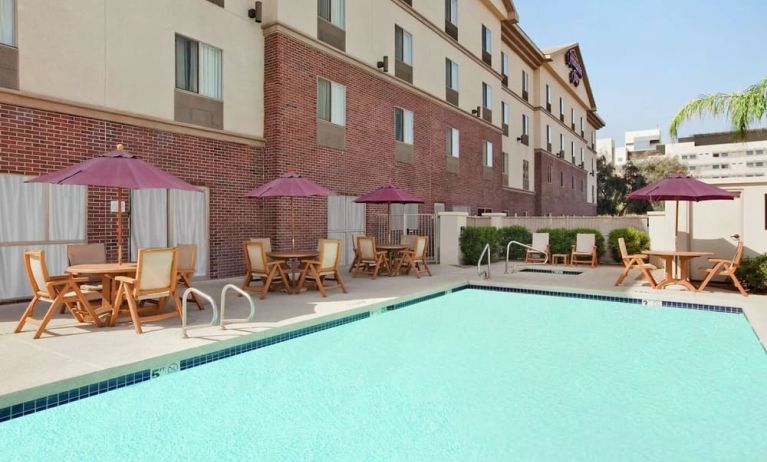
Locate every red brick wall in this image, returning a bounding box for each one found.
[534,149,597,216]
[263,32,538,250]
[0,103,265,278]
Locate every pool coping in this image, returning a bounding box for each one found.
[0,279,754,424]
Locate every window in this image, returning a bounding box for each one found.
[446,58,459,90]
[317,78,346,126]
[318,0,345,29]
[501,52,509,84]
[713,152,719,158]
[592,185,595,203]
[559,134,564,153]
[446,126,459,157]
[481,25,491,65]
[175,35,222,100]
[545,84,551,111]
[482,82,492,109]
[757,150,765,155]
[483,141,493,167]
[570,141,575,162]
[522,160,530,190]
[546,125,552,143]
[502,152,509,175]
[571,175,575,189]
[521,70,529,100]
[502,102,509,124]
[580,117,584,135]
[547,165,552,183]
[559,171,564,187]
[395,25,413,66]
[0,0,15,47]
[580,147,584,164]
[445,0,458,39]
[521,114,529,145]
[394,108,414,145]
[570,107,575,125]
[559,97,564,118]
[580,178,584,192]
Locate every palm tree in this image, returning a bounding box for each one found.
[669,75,767,140]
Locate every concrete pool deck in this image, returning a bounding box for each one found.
[1,262,765,408]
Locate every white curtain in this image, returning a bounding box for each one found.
[331,81,346,126]
[130,189,168,261]
[0,175,45,242]
[49,184,86,241]
[402,30,413,65]
[452,128,460,157]
[331,0,345,28]
[0,0,15,47]
[327,196,365,266]
[403,109,413,144]
[170,189,208,276]
[199,43,222,100]
[485,142,493,167]
[449,0,458,24]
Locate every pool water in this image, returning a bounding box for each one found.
[2,289,766,461]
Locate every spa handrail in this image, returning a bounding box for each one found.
[477,243,491,280]
[181,288,219,338]
[505,241,549,274]
[181,284,256,338]
[219,284,257,329]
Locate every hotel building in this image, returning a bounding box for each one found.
[0,0,604,300]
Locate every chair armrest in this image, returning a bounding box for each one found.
[300,259,320,265]
[628,254,648,260]
[70,276,90,283]
[48,275,72,282]
[115,276,135,284]
[707,258,730,263]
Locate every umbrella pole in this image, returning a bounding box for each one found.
[117,187,123,264]
[290,197,295,251]
[674,199,679,252]
[387,203,391,244]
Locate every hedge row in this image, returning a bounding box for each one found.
[460,226,650,265]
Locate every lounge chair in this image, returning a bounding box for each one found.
[395,236,432,278]
[613,237,657,288]
[176,244,204,309]
[571,233,598,267]
[112,248,183,334]
[15,250,110,338]
[525,233,550,263]
[697,240,747,296]
[297,239,347,297]
[241,241,290,298]
[352,236,388,279]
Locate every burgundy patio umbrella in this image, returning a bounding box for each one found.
[27,144,200,263]
[626,172,737,249]
[245,170,334,251]
[355,185,424,244]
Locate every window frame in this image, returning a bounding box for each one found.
[483,140,493,167]
[394,107,414,145]
[395,25,413,66]
[446,58,459,91]
[481,25,491,54]
[0,0,16,47]
[446,126,460,158]
[317,77,346,126]
[318,0,346,29]
[482,82,492,110]
[446,0,458,26]
[175,34,223,101]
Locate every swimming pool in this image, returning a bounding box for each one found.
[1,287,766,461]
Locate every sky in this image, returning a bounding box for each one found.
[514,0,767,146]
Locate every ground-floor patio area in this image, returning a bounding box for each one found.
[1,262,764,408]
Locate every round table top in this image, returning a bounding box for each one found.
[642,250,713,257]
[268,250,319,259]
[378,244,407,250]
[66,263,137,275]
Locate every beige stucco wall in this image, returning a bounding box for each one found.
[17,0,264,137]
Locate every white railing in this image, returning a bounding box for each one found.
[181,284,256,338]
[505,241,548,274]
[477,243,491,280]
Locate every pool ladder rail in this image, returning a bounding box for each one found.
[181,284,257,338]
[477,243,491,280]
[505,241,549,274]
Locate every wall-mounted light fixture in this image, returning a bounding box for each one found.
[516,136,522,142]
[377,56,389,72]
[471,106,480,117]
[248,1,263,23]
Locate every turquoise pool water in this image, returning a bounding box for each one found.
[2,289,766,461]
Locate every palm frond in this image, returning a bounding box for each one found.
[668,93,734,139]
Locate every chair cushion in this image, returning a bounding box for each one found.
[137,291,171,301]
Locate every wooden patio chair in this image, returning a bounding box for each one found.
[241,241,289,299]
[111,248,182,334]
[65,243,107,311]
[175,244,205,310]
[525,233,550,263]
[15,250,110,339]
[571,233,598,267]
[395,236,432,278]
[296,239,347,297]
[352,236,388,279]
[697,240,748,296]
[249,237,272,254]
[613,237,657,288]
[347,233,366,273]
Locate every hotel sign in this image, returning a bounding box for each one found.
[565,49,583,87]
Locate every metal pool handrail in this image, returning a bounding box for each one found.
[181,288,219,338]
[477,243,491,280]
[219,284,256,329]
[505,241,549,274]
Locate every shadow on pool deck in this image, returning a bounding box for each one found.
[1,262,764,406]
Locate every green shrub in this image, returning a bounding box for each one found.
[607,228,651,263]
[496,225,533,260]
[536,227,605,258]
[460,227,499,265]
[735,254,767,293]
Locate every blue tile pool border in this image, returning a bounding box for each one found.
[518,268,583,276]
[0,282,743,424]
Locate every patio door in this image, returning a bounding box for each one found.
[327,195,365,267]
[131,188,209,277]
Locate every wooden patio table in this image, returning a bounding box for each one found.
[377,244,407,276]
[66,263,137,319]
[641,250,713,291]
[267,250,319,293]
